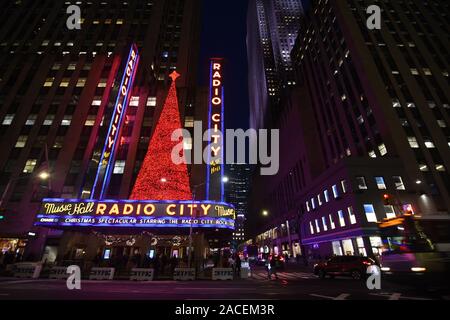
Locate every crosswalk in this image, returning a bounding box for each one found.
[250,271,317,281]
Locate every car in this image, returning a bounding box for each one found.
[313,256,376,280]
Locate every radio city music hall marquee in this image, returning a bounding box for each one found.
[35,199,236,230]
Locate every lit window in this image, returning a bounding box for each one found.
[23,159,37,173]
[130,96,140,107]
[147,97,157,107]
[375,177,386,190]
[384,205,396,219]
[26,114,37,125]
[315,219,320,233]
[2,114,14,125]
[419,164,429,172]
[183,137,192,150]
[364,204,378,223]
[329,214,336,229]
[85,115,96,126]
[43,114,54,125]
[15,136,28,148]
[378,143,387,156]
[323,190,329,202]
[348,207,357,224]
[340,180,347,193]
[60,78,70,87]
[436,164,445,172]
[322,217,328,231]
[306,201,310,212]
[113,160,126,174]
[68,63,77,70]
[356,176,368,190]
[43,78,54,87]
[76,78,87,87]
[338,210,346,227]
[332,184,339,198]
[311,198,316,210]
[98,80,107,88]
[393,176,405,190]
[368,150,377,158]
[92,99,102,106]
[424,140,435,148]
[408,137,419,148]
[61,115,72,126]
[437,120,447,128]
[317,194,322,206]
[116,19,124,24]
[309,221,314,234]
[184,116,194,128]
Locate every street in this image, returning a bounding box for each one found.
[0,266,448,300]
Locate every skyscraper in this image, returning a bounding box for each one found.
[247,0,304,130]
[248,0,449,259]
[225,164,252,243]
[0,0,202,259]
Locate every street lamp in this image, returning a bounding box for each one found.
[222,176,229,183]
[262,210,269,217]
[0,171,51,211]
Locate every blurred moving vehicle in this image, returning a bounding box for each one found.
[313,256,376,280]
[378,214,450,281]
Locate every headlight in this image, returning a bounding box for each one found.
[411,267,427,272]
[381,267,391,272]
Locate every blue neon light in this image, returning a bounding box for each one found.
[100,51,140,198]
[91,44,139,199]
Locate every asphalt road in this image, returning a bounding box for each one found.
[0,267,448,300]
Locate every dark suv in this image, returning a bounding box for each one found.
[313,256,376,280]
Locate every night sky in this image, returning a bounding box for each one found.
[198,0,250,130]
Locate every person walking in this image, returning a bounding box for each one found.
[235,254,241,276]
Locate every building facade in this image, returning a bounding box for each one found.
[225,164,252,244]
[247,0,304,130]
[248,0,449,260]
[0,0,205,261]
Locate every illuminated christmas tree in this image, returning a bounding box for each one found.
[130,71,192,200]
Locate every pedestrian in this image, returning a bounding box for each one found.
[268,255,279,280]
[228,255,235,272]
[235,254,241,276]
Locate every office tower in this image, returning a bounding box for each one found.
[249,0,449,259]
[0,0,202,258]
[225,164,252,243]
[247,0,304,130]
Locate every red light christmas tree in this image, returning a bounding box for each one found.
[130,71,192,200]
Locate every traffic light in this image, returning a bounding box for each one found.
[383,194,391,205]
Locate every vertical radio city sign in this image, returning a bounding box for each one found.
[206,58,225,202]
[91,44,140,199]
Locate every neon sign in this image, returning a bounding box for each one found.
[91,44,140,199]
[206,58,225,201]
[35,199,235,230]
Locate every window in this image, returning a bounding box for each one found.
[309,221,314,235]
[384,205,396,219]
[340,180,348,193]
[332,184,340,198]
[356,176,367,190]
[183,137,192,150]
[23,159,37,173]
[356,237,367,256]
[315,219,320,233]
[338,210,346,227]
[113,160,126,174]
[408,137,419,148]
[348,207,357,224]
[317,194,322,206]
[424,140,435,148]
[364,204,377,223]
[322,217,328,231]
[130,96,139,107]
[329,214,336,229]
[324,189,329,202]
[375,177,386,190]
[184,116,194,128]
[92,98,102,106]
[378,143,387,156]
[61,115,72,126]
[2,114,14,125]
[76,78,87,87]
[146,97,157,107]
[60,78,70,87]
[85,115,96,126]
[26,114,37,125]
[15,136,28,148]
[43,78,54,87]
[393,176,405,190]
[306,201,310,212]
[311,198,316,210]
[43,114,54,126]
